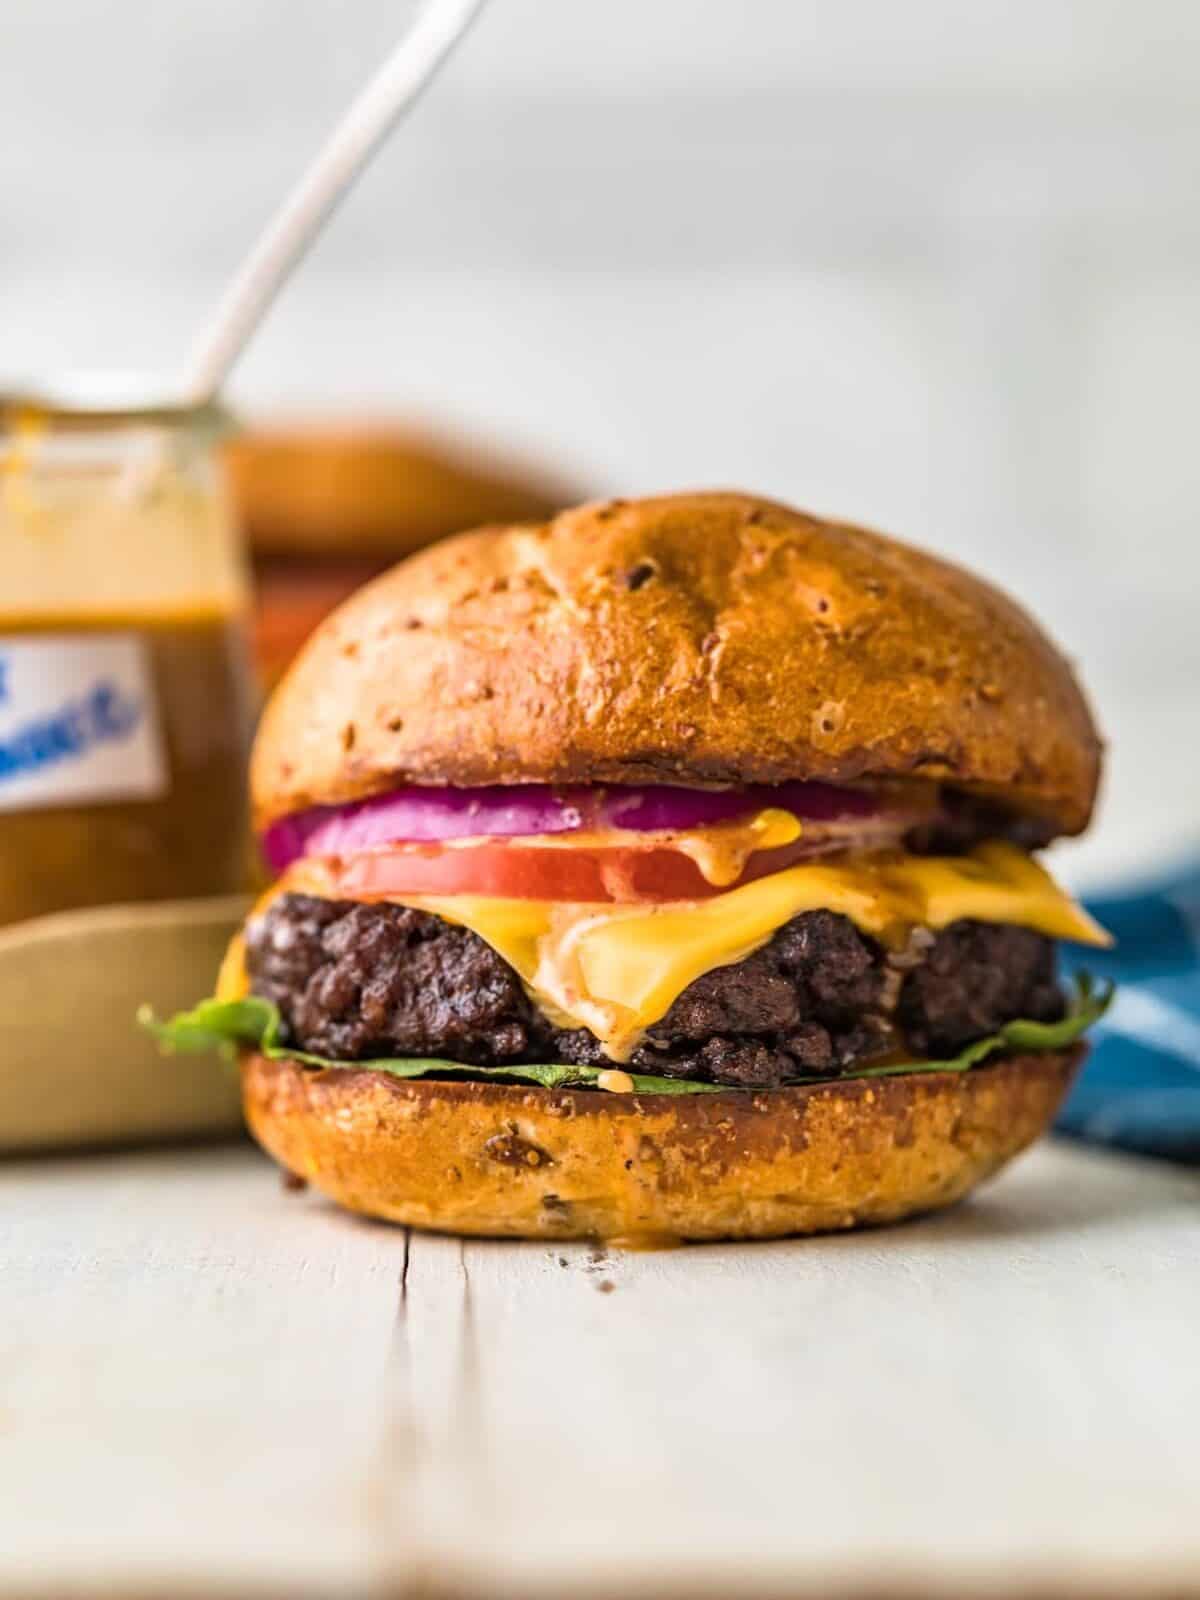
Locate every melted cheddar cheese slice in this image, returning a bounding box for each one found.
[253,841,1109,1062]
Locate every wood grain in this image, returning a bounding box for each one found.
[0,1140,1197,1598]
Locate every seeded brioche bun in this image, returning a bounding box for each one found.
[242,1047,1084,1241]
[252,491,1101,835]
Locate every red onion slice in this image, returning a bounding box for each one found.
[261,780,885,873]
[603,780,876,831]
[264,786,589,872]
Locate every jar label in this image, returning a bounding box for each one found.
[0,634,167,813]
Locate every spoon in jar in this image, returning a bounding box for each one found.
[179,0,488,408]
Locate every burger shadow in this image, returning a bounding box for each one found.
[822,1140,1200,1254]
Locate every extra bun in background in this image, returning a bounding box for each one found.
[254,491,1102,836]
[226,420,572,686]
[226,420,571,559]
[243,1048,1083,1241]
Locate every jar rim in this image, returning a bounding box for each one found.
[0,371,231,432]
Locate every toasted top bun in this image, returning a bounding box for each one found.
[225,422,567,560]
[253,492,1102,835]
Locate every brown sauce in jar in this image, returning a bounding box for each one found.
[2,392,255,929]
[0,607,252,926]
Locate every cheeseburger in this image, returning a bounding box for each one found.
[151,492,1111,1242]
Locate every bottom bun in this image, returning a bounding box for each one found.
[242,1047,1083,1243]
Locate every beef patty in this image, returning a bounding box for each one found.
[245,894,1064,1090]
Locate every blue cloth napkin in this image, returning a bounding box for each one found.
[1057,862,1200,1164]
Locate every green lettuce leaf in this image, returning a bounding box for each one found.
[853,970,1112,1080]
[138,972,1110,1096]
[137,995,725,1095]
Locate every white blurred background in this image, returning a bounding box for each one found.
[3,0,1197,888]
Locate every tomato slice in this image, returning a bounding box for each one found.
[333,836,814,904]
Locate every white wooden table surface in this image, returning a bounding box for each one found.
[1,1137,1197,1600]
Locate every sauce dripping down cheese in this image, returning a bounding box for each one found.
[240,841,1109,1063]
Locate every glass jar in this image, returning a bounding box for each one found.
[0,379,254,926]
